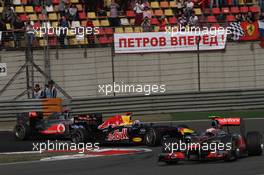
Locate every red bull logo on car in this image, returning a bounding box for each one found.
[107,128,129,141]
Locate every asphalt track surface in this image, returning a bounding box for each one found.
[0,119,264,175]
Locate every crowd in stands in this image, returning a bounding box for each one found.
[0,0,263,48]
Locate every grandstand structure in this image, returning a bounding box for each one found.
[0,0,264,100]
[0,0,263,47]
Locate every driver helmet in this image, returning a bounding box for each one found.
[133,120,141,127]
[211,120,221,129]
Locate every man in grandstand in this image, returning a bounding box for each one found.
[86,19,95,47]
[109,0,120,26]
[58,16,69,48]
[25,21,35,54]
[12,17,24,48]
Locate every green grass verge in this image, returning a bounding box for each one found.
[170,109,264,121]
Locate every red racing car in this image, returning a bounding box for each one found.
[159,116,263,164]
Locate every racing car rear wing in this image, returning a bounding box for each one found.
[209,116,241,126]
[215,118,241,125]
[209,116,246,136]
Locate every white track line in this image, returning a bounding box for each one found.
[0,151,39,155]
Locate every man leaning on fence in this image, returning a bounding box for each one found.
[33,84,44,99]
[43,80,57,98]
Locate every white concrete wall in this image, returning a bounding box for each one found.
[0,41,264,100]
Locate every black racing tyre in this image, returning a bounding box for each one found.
[246,131,263,156]
[13,124,30,140]
[144,128,162,147]
[71,129,87,144]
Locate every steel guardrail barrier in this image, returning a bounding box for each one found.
[1,88,264,119]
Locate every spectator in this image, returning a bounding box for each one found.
[143,6,152,19]
[12,17,25,48]
[259,0,264,12]
[232,0,238,6]
[109,0,120,26]
[40,0,51,6]
[98,8,107,17]
[179,14,187,27]
[4,0,12,6]
[58,0,66,16]
[235,14,242,22]
[86,19,95,47]
[185,0,194,19]
[25,21,35,52]
[159,16,168,31]
[0,19,6,49]
[188,13,198,26]
[33,84,44,99]
[84,0,96,12]
[44,80,57,98]
[2,5,14,23]
[69,4,78,21]
[210,0,219,9]
[141,16,152,32]
[95,0,104,11]
[246,12,254,23]
[58,16,69,48]
[134,0,144,26]
[241,14,247,22]
[177,0,184,10]
[27,0,35,6]
[81,0,89,13]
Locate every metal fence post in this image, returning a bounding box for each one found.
[111,42,116,96]
[197,36,201,92]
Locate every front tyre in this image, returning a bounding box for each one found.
[71,129,86,144]
[13,124,30,140]
[144,128,161,146]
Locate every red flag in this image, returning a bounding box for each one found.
[239,21,260,41]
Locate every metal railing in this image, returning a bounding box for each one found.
[1,88,264,120]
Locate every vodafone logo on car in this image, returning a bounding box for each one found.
[57,124,66,133]
[216,118,240,125]
[107,128,129,141]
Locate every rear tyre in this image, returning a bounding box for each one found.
[144,128,161,147]
[13,124,30,140]
[246,131,263,156]
[71,129,86,143]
